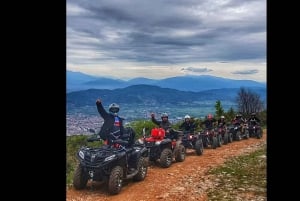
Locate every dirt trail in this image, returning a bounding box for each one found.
[67,130,267,201]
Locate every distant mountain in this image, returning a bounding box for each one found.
[67,84,266,112]
[67,71,266,92]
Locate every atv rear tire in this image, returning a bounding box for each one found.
[108,166,123,195]
[217,134,222,147]
[223,133,229,145]
[235,131,242,141]
[228,132,233,143]
[212,137,218,149]
[73,164,88,190]
[244,130,249,139]
[160,148,173,168]
[175,144,186,162]
[256,129,262,139]
[195,139,204,155]
[133,157,148,181]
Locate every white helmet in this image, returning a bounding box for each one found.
[221,116,225,119]
[184,115,191,119]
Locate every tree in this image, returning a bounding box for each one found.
[226,107,236,122]
[215,100,224,119]
[236,87,265,115]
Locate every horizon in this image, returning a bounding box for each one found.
[67,70,267,84]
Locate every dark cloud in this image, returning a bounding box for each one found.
[67,0,266,65]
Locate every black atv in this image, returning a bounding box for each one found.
[199,128,219,149]
[215,123,232,145]
[73,134,148,195]
[137,127,185,168]
[247,120,263,139]
[179,130,204,155]
[227,123,249,141]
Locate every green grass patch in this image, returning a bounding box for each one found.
[206,144,267,200]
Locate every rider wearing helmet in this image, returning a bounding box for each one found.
[232,113,247,133]
[233,113,246,125]
[217,115,226,128]
[151,112,178,140]
[202,114,217,130]
[248,112,261,125]
[96,98,135,146]
[179,114,196,133]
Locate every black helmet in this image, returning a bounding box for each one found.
[161,112,168,119]
[109,103,120,113]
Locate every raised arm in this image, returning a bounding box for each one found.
[96,99,109,119]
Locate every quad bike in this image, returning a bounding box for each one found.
[215,123,231,145]
[73,132,149,195]
[247,120,263,139]
[137,127,186,168]
[179,130,204,156]
[199,128,219,149]
[228,123,249,141]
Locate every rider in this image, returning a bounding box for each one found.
[248,112,261,125]
[151,112,179,140]
[217,115,226,128]
[179,115,196,133]
[232,113,246,133]
[202,114,217,130]
[96,98,135,146]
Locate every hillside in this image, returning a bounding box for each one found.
[67,70,266,92]
[67,85,266,108]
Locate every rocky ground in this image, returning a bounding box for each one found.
[66,130,267,201]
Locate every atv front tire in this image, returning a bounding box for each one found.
[108,166,123,195]
[160,148,173,168]
[73,164,88,190]
[195,139,204,155]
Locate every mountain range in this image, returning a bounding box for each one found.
[67,70,266,93]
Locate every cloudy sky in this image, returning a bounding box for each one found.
[67,0,266,83]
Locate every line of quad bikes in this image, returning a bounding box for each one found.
[72,120,263,195]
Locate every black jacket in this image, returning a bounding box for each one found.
[96,101,125,141]
[179,121,196,132]
[151,116,178,140]
[151,117,172,131]
[203,118,217,130]
[217,119,226,127]
[248,117,261,125]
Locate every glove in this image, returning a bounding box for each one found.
[96,99,101,105]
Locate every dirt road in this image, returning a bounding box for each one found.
[66,130,266,201]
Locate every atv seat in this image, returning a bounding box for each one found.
[151,128,166,140]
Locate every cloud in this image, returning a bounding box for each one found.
[181,67,213,73]
[67,0,266,82]
[231,69,259,75]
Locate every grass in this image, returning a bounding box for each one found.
[206,144,267,200]
[66,135,103,187]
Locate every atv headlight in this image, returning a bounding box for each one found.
[155,141,161,145]
[104,154,116,162]
[79,150,84,159]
